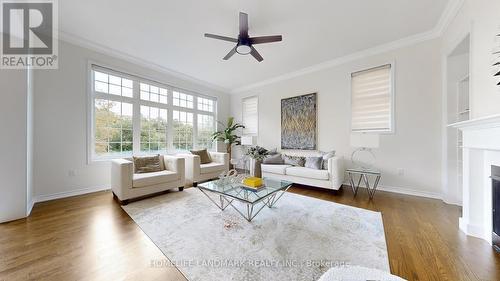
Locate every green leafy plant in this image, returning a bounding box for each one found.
[211,117,245,158]
[245,146,269,161]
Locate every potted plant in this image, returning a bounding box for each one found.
[245,146,269,178]
[211,117,245,168]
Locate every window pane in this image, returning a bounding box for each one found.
[109,84,121,96]
[159,95,168,104]
[197,114,214,149]
[150,93,159,102]
[122,86,133,98]
[173,91,193,109]
[95,142,108,155]
[122,142,133,152]
[94,71,108,83]
[140,105,168,153]
[140,82,167,104]
[173,110,193,151]
[93,98,134,158]
[122,78,133,88]
[94,70,132,98]
[95,81,108,93]
[122,129,133,142]
[109,75,121,86]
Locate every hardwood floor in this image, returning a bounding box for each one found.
[0,186,499,281]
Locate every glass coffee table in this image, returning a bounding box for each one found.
[197,178,293,222]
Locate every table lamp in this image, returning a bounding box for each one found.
[350,133,379,169]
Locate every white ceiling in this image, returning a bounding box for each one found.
[59,0,450,92]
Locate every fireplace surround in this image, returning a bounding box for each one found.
[451,114,500,245]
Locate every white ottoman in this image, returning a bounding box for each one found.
[318,265,406,281]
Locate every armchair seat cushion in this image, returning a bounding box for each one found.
[261,164,292,175]
[133,170,179,188]
[285,167,329,180]
[200,162,226,174]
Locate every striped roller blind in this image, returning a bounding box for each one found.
[351,64,393,132]
[242,96,258,135]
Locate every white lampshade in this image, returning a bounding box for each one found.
[241,136,256,146]
[350,133,379,148]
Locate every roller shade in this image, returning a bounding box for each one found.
[242,96,258,135]
[351,64,393,132]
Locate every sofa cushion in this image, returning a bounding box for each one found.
[133,170,179,188]
[305,156,323,170]
[283,155,306,167]
[285,167,329,180]
[261,164,292,175]
[200,162,225,174]
[133,154,162,173]
[190,149,212,164]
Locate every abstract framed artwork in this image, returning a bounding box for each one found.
[281,93,317,150]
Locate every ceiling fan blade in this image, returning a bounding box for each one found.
[249,35,283,45]
[223,47,237,60]
[250,46,263,62]
[205,33,238,43]
[239,12,249,37]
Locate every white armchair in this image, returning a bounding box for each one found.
[111,155,185,204]
[178,152,229,186]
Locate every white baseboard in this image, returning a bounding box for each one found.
[459,217,491,244]
[442,196,463,207]
[343,182,443,200]
[34,186,110,203]
[26,198,35,216]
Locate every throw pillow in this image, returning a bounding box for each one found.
[322,150,336,170]
[190,149,212,164]
[305,156,323,170]
[133,154,162,174]
[283,155,306,167]
[262,154,284,164]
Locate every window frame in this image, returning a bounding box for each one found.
[349,62,395,134]
[87,62,217,163]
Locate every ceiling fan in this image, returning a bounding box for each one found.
[204,12,282,62]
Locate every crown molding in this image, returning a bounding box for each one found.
[58,31,230,94]
[231,29,438,93]
[433,0,465,36]
[58,0,465,95]
[231,0,465,94]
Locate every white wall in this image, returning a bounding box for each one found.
[231,39,443,198]
[442,0,500,118]
[27,68,35,214]
[0,69,29,222]
[33,40,230,200]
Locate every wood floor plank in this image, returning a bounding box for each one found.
[0,186,499,281]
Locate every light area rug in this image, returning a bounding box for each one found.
[122,188,389,281]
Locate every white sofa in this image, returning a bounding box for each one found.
[178,152,229,186]
[111,155,185,204]
[260,156,344,190]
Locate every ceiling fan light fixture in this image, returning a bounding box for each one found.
[236,44,252,55]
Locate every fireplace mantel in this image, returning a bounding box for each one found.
[449,114,500,130]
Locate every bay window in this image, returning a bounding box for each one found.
[89,65,217,160]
